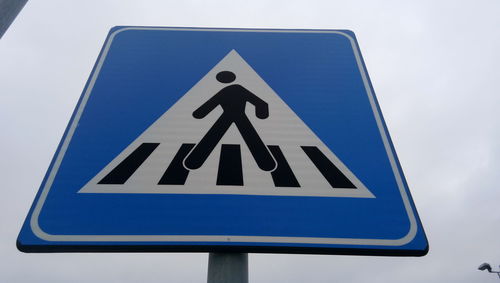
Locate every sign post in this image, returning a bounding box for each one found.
[0,0,28,39]
[207,253,248,283]
[18,27,428,260]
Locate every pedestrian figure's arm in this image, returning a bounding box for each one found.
[245,89,269,119]
[192,93,221,119]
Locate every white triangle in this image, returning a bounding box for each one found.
[79,50,374,198]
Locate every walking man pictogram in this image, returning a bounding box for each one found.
[184,71,277,172]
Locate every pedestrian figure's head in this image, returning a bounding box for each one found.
[216,71,236,84]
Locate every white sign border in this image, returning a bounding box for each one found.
[29,27,418,247]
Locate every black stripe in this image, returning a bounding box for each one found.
[268,145,300,187]
[216,144,243,186]
[301,146,356,189]
[158,143,195,185]
[98,143,160,184]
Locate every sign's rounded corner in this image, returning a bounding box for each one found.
[418,242,429,256]
[338,29,357,38]
[16,238,31,253]
[108,26,135,40]
[16,219,51,253]
[403,241,429,257]
[109,26,127,33]
[328,30,358,47]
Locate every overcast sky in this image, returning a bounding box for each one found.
[1,0,500,282]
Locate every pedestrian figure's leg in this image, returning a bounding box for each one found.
[184,116,233,170]
[235,116,276,171]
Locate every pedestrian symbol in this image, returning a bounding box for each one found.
[80,50,374,198]
[185,70,276,172]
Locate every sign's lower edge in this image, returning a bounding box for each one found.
[17,240,429,257]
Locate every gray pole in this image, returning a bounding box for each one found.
[0,0,28,39]
[207,253,248,283]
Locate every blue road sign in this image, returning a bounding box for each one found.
[18,27,428,255]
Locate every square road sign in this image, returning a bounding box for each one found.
[18,27,428,256]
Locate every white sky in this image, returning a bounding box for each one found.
[1,0,500,282]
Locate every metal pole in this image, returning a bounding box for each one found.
[207,253,248,283]
[0,0,28,39]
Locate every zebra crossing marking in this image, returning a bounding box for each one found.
[98,143,159,185]
[158,143,194,185]
[217,144,243,186]
[79,50,374,198]
[267,145,300,188]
